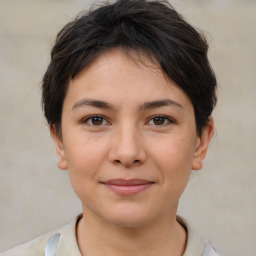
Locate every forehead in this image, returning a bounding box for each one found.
[74,48,165,84]
[64,48,192,110]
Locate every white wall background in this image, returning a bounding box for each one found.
[0,0,255,255]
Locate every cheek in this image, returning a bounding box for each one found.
[63,134,108,191]
[144,135,196,212]
[148,135,196,183]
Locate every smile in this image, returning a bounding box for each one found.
[101,179,155,196]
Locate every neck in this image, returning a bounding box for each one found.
[76,209,187,256]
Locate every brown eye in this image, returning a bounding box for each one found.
[91,116,104,125]
[147,115,174,126]
[153,116,165,125]
[83,115,109,126]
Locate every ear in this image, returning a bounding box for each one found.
[192,117,214,170]
[50,125,68,170]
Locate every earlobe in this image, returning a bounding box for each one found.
[50,125,68,170]
[192,117,214,170]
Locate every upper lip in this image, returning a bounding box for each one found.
[101,179,154,186]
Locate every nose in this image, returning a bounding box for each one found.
[108,123,147,168]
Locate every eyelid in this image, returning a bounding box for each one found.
[81,115,111,125]
[80,114,175,127]
[146,115,176,126]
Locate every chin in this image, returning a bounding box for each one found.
[101,206,156,228]
[108,217,152,228]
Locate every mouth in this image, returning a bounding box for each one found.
[100,179,155,196]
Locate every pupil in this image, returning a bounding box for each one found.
[92,116,103,125]
[153,117,164,125]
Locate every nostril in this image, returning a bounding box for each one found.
[113,159,141,167]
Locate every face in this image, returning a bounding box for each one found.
[51,49,213,228]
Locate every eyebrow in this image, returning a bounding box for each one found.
[72,98,182,110]
[72,99,112,110]
[140,99,182,110]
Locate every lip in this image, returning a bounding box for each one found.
[101,179,155,195]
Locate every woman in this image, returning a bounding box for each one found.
[1,0,220,255]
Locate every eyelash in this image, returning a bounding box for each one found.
[81,115,175,127]
[81,115,110,126]
[146,115,176,126]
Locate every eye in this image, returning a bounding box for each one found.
[82,115,109,126]
[147,115,174,126]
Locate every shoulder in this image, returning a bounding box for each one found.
[0,225,67,256]
[1,214,82,256]
[177,216,223,256]
[203,242,222,256]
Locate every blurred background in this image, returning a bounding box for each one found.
[0,0,255,255]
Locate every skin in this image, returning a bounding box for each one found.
[51,48,213,256]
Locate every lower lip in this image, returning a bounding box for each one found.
[103,183,154,195]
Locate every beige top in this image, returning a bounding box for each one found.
[0,215,221,256]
